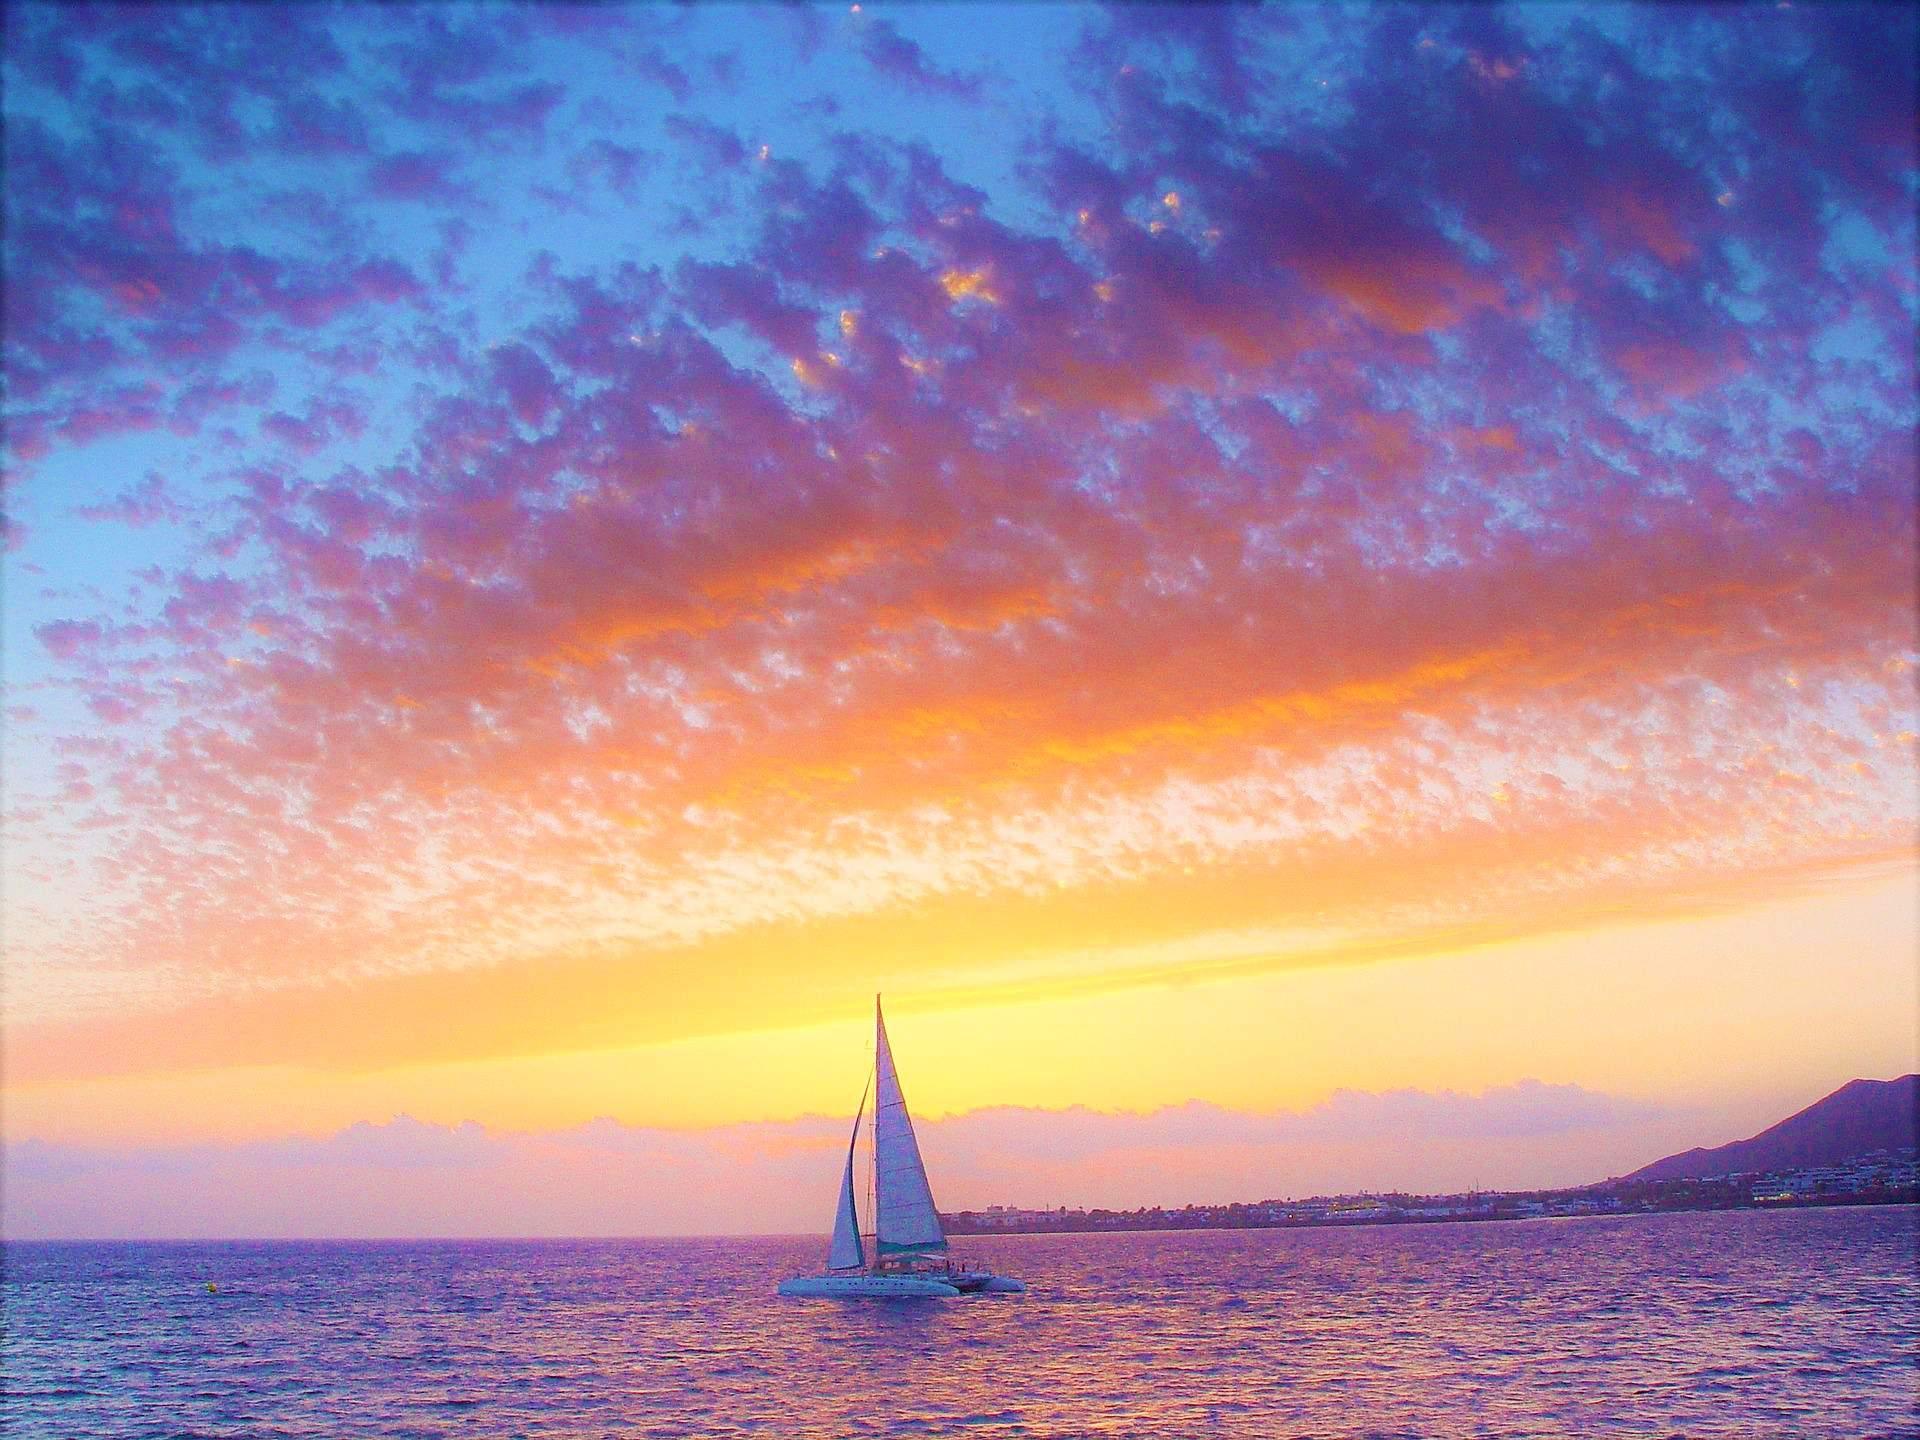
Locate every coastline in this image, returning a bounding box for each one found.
[944,1185,1920,1239]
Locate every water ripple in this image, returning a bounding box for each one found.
[4,1208,1916,1438]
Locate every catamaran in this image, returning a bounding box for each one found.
[777,997,1026,1299]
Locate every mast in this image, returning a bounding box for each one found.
[868,1000,879,1271]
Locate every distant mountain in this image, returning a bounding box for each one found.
[1624,1075,1919,1182]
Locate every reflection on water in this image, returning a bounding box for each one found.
[6,1206,1916,1437]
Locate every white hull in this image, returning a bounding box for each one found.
[776,1268,1025,1298]
[778,1273,960,1298]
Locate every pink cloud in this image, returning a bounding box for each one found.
[35,619,106,661]
[489,344,563,428]
[260,397,367,455]
[0,1083,1684,1239]
[72,472,184,527]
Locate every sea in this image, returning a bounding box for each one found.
[4,1206,1915,1438]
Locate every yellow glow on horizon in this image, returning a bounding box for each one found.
[7,866,1912,1147]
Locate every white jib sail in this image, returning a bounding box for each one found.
[827,1081,868,1272]
[873,996,947,1256]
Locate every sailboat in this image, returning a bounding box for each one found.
[777,997,1026,1299]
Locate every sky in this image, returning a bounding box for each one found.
[2,2,1915,1239]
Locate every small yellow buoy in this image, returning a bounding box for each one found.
[207,1282,218,1294]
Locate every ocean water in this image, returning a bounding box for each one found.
[4,1207,1915,1439]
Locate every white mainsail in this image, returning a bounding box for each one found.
[873,996,947,1256]
[826,1081,868,1272]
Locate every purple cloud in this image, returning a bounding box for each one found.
[72,472,184,527]
[859,20,985,100]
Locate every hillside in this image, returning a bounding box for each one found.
[1624,1074,1919,1182]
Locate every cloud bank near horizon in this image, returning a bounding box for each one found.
[5,1081,1683,1239]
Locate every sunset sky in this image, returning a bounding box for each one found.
[3,3,1915,1238]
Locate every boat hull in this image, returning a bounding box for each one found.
[946,1269,1026,1293]
[778,1273,960,1298]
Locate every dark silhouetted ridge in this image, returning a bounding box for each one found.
[1625,1075,1919,1182]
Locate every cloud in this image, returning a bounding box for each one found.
[34,619,106,661]
[367,150,467,202]
[0,1084,1674,1238]
[663,113,748,169]
[858,21,985,101]
[72,472,186,527]
[3,5,1914,1082]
